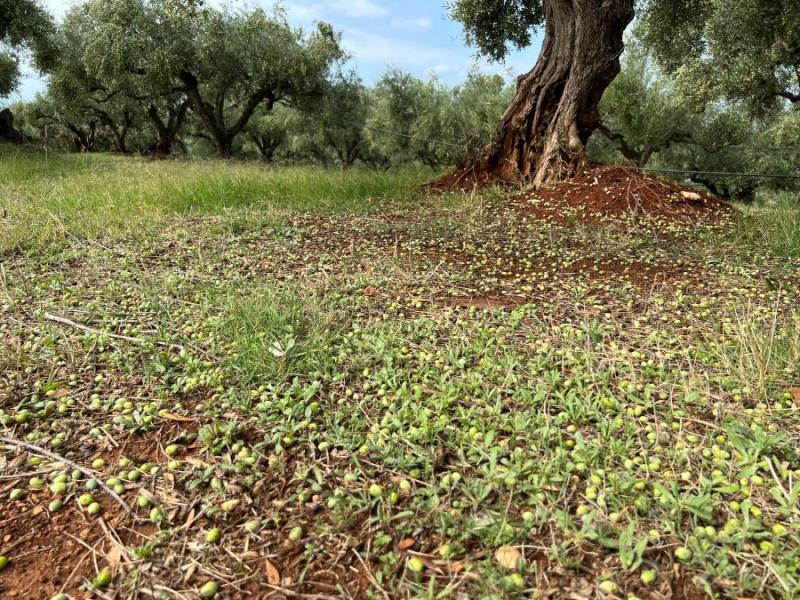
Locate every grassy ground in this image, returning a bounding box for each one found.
[0,144,429,253]
[1,145,799,599]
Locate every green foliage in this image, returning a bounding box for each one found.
[0,0,56,97]
[54,0,343,155]
[656,108,800,200]
[291,71,373,168]
[591,32,799,201]
[245,105,293,163]
[592,37,693,166]
[640,0,800,111]
[731,198,800,259]
[0,143,432,252]
[370,68,511,168]
[219,288,348,383]
[446,0,544,61]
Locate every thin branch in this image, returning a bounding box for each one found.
[44,313,184,352]
[0,436,132,515]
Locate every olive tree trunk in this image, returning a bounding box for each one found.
[148,99,189,157]
[476,0,635,186]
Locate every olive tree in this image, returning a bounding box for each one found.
[47,10,144,154]
[593,38,695,167]
[369,68,511,170]
[77,0,343,157]
[317,73,371,168]
[246,104,293,163]
[641,0,800,112]
[21,93,101,152]
[447,0,636,185]
[446,0,797,186]
[0,0,56,98]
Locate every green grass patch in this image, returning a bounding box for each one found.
[218,286,350,383]
[0,146,435,253]
[733,199,800,259]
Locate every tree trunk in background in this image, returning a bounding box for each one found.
[0,109,23,143]
[149,99,189,157]
[179,71,274,159]
[467,0,635,187]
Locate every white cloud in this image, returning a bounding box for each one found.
[282,2,320,21]
[283,0,387,21]
[341,27,458,67]
[390,17,432,31]
[330,0,387,17]
[430,63,460,76]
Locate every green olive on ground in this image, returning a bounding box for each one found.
[199,581,219,598]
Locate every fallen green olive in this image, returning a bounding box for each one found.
[165,444,180,456]
[207,528,222,543]
[199,581,219,598]
[598,580,618,594]
[94,568,112,588]
[674,547,693,561]
[244,519,261,533]
[407,557,424,573]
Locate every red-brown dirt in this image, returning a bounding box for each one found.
[430,164,735,224]
[514,165,735,223]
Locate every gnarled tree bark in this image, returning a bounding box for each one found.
[463,0,635,187]
[148,98,190,157]
[179,71,275,157]
[596,123,694,167]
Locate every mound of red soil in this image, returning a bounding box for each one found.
[424,162,506,193]
[519,165,735,223]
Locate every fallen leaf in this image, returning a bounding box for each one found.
[494,546,522,570]
[265,559,280,585]
[445,559,469,573]
[363,286,378,297]
[159,411,196,422]
[106,546,122,571]
[789,388,800,403]
[398,538,416,550]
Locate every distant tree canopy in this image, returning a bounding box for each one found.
[0,0,56,98]
[445,0,799,185]
[640,0,800,112]
[590,32,799,200]
[48,0,343,156]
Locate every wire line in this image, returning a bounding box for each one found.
[629,167,800,180]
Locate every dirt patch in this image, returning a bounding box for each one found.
[443,295,518,310]
[423,162,514,193]
[514,165,735,224]
[0,496,152,599]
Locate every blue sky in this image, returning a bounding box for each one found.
[10,0,543,103]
